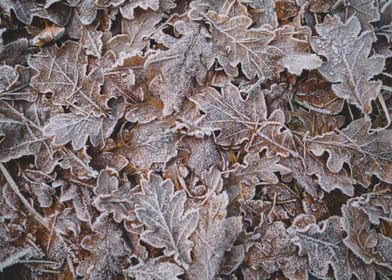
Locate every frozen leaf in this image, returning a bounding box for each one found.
[336,0,380,28]
[290,108,345,136]
[187,192,242,280]
[146,20,213,115]
[241,0,278,28]
[308,118,392,187]
[94,168,119,196]
[134,173,199,268]
[246,220,308,280]
[294,77,344,115]
[44,100,125,150]
[188,0,248,21]
[229,152,290,187]
[271,25,322,75]
[0,98,58,171]
[354,184,392,225]
[0,66,37,102]
[282,137,355,196]
[53,208,82,236]
[309,0,335,13]
[76,213,131,280]
[91,51,144,104]
[174,136,222,177]
[81,26,103,58]
[75,0,99,25]
[125,96,163,124]
[341,202,392,269]
[310,16,385,114]
[124,257,184,280]
[289,216,376,280]
[107,11,162,56]
[204,11,282,80]
[59,182,93,223]
[93,169,138,222]
[29,41,112,112]
[120,117,178,169]
[19,169,55,208]
[191,84,296,157]
[0,223,44,272]
[120,0,160,20]
[0,0,71,26]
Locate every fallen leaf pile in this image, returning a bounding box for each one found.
[0,0,392,279]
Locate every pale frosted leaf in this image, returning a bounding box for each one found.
[134,173,199,268]
[81,26,103,58]
[174,136,222,177]
[107,11,162,56]
[94,168,119,196]
[146,20,213,115]
[229,152,290,187]
[308,118,392,187]
[289,216,376,280]
[271,25,322,75]
[355,184,392,224]
[188,0,248,21]
[246,220,308,280]
[204,11,283,80]
[76,213,131,280]
[341,199,392,268]
[120,117,178,169]
[120,0,160,20]
[0,98,58,171]
[124,257,184,280]
[187,192,242,280]
[310,16,385,114]
[93,173,138,223]
[241,0,278,28]
[59,182,93,223]
[44,100,125,150]
[0,0,71,26]
[0,66,36,102]
[192,84,296,157]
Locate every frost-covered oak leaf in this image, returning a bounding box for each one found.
[44,100,125,150]
[289,216,376,280]
[29,40,112,112]
[76,213,131,280]
[134,173,199,268]
[271,25,322,75]
[310,16,385,114]
[341,202,392,269]
[308,118,392,187]
[191,84,296,157]
[146,20,213,115]
[124,257,184,280]
[187,192,242,280]
[204,11,283,80]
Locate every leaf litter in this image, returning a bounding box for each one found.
[0,0,391,279]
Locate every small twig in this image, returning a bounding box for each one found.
[0,163,49,230]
